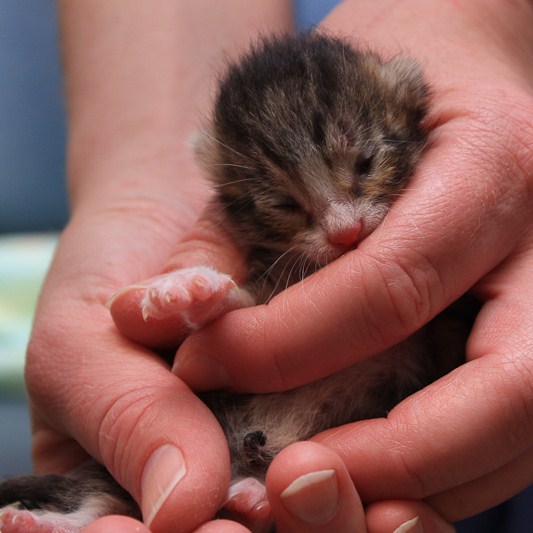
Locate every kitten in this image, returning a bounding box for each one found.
[0,33,473,533]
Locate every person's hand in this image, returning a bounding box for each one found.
[157,0,532,529]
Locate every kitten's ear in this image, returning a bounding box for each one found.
[380,56,429,111]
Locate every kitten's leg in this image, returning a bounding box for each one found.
[113,266,254,329]
[0,462,139,533]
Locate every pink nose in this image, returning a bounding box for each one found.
[328,222,362,248]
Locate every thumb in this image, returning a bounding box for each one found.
[266,442,365,532]
[27,305,231,531]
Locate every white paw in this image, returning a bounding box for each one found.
[0,506,80,533]
[140,266,252,329]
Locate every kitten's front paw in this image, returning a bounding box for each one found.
[140,266,235,322]
[137,266,254,331]
[108,266,254,348]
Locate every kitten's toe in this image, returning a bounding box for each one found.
[220,477,273,533]
[140,266,234,320]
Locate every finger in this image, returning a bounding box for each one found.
[312,341,533,520]
[426,446,533,521]
[109,214,248,348]
[311,345,533,500]
[365,500,455,533]
[266,442,365,532]
[174,112,532,392]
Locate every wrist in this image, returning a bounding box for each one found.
[66,135,206,224]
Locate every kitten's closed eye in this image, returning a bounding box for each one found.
[270,195,301,212]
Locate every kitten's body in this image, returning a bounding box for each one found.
[0,33,473,533]
[195,33,439,482]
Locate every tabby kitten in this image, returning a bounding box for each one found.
[0,33,473,533]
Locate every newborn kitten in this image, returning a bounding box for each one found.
[0,33,472,533]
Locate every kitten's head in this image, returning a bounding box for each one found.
[196,33,428,266]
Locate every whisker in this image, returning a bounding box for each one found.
[261,246,299,303]
[200,129,254,163]
[280,253,310,312]
[207,164,254,171]
[258,247,295,282]
[213,177,257,188]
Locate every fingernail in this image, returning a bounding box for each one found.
[393,516,424,533]
[141,444,187,527]
[173,352,232,390]
[280,469,339,524]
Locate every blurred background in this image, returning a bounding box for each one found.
[0,0,66,477]
[0,1,529,531]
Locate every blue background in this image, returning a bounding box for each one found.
[0,0,68,233]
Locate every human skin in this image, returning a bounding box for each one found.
[27,1,533,533]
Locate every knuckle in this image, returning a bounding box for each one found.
[96,380,162,484]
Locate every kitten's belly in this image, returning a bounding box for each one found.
[203,337,430,480]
